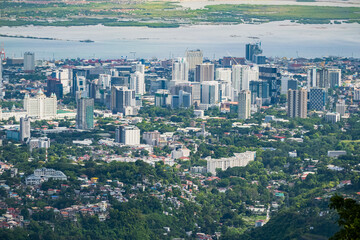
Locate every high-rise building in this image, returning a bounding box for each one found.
[172,58,189,82]
[215,68,232,82]
[111,86,136,115]
[245,43,263,62]
[328,69,341,88]
[232,65,258,92]
[200,81,219,104]
[238,90,251,119]
[195,63,214,82]
[335,100,346,116]
[0,58,4,99]
[249,81,270,104]
[155,89,171,107]
[325,112,341,123]
[354,88,360,101]
[20,117,31,142]
[135,62,145,74]
[72,68,90,96]
[24,52,35,72]
[186,50,203,71]
[47,78,63,99]
[24,90,57,119]
[143,131,160,146]
[29,137,50,151]
[51,68,71,95]
[130,71,145,95]
[115,125,140,145]
[259,66,281,104]
[99,74,112,89]
[309,88,326,111]
[76,98,94,130]
[287,88,307,118]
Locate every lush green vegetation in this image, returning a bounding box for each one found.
[0,1,359,27]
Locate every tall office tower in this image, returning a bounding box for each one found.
[115,125,140,145]
[328,69,341,88]
[317,68,329,89]
[287,88,308,118]
[308,67,332,89]
[336,99,346,116]
[76,98,94,130]
[99,74,111,89]
[200,81,219,104]
[250,81,270,104]
[155,89,171,107]
[130,71,145,95]
[72,68,89,96]
[195,63,214,82]
[190,83,201,106]
[245,43,263,62]
[24,90,57,119]
[51,68,71,95]
[309,88,326,111]
[47,78,63,99]
[232,65,258,92]
[307,68,318,88]
[20,117,31,142]
[186,49,203,71]
[172,58,189,82]
[238,90,251,120]
[0,58,4,99]
[215,68,232,82]
[24,52,35,72]
[179,90,191,108]
[111,86,136,115]
[259,66,281,104]
[135,62,145,74]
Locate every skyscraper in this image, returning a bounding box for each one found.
[328,69,341,88]
[287,88,307,118]
[245,43,263,62]
[336,100,346,116]
[76,98,94,130]
[111,86,136,115]
[130,71,145,95]
[238,90,251,120]
[24,52,35,72]
[232,65,258,92]
[115,125,140,145]
[20,117,31,142]
[195,63,214,82]
[200,81,219,105]
[185,50,203,71]
[172,58,189,82]
[259,66,281,104]
[309,88,326,111]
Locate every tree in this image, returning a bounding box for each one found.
[329,195,360,240]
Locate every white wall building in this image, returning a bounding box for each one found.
[172,58,189,82]
[115,125,140,145]
[23,90,57,119]
[130,71,145,95]
[207,151,256,175]
[238,90,251,119]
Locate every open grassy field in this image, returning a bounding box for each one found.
[0,1,359,27]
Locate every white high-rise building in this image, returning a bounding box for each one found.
[336,100,346,116]
[111,86,136,115]
[238,90,251,119]
[130,71,145,95]
[215,68,232,82]
[53,68,71,95]
[20,117,31,142]
[24,52,35,72]
[232,65,258,93]
[135,62,145,74]
[115,125,140,145]
[200,81,219,104]
[24,90,57,119]
[99,74,111,89]
[328,69,341,88]
[186,50,203,70]
[172,58,189,82]
[354,88,360,101]
[0,58,4,99]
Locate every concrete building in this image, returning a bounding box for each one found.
[232,65,258,93]
[259,66,281,104]
[309,88,326,111]
[200,81,219,105]
[185,49,203,71]
[172,58,189,82]
[325,112,341,123]
[130,71,145,95]
[287,88,307,118]
[143,131,161,146]
[354,88,360,101]
[26,168,67,185]
[76,98,94,130]
[115,125,140,145]
[216,68,232,82]
[111,86,136,115]
[0,58,4,99]
[207,151,256,175]
[335,100,346,116]
[245,43,263,63]
[238,90,251,120]
[328,68,341,88]
[20,117,31,142]
[29,137,50,151]
[24,52,35,72]
[195,63,214,82]
[24,90,57,119]
[155,89,171,107]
